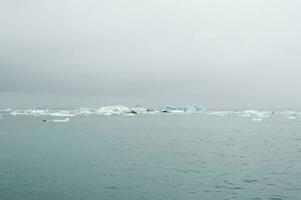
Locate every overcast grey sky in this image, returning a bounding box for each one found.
[0,0,301,109]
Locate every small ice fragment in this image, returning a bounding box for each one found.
[164,104,205,113]
[287,116,297,119]
[52,118,69,122]
[255,112,270,118]
[76,108,94,116]
[252,118,263,122]
[49,112,76,117]
[207,111,230,116]
[240,113,251,117]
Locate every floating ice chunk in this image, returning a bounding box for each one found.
[207,111,225,116]
[281,111,296,115]
[239,113,251,117]
[130,105,149,114]
[75,108,95,116]
[169,110,185,113]
[95,105,130,115]
[164,105,178,113]
[125,113,136,116]
[207,111,232,116]
[10,110,28,115]
[164,104,205,113]
[49,111,76,117]
[255,112,270,118]
[10,109,49,116]
[53,118,69,122]
[242,110,259,115]
[287,116,297,120]
[31,109,50,116]
[183,104,205,112]
[238,110,270,118]
[252,118,263,122]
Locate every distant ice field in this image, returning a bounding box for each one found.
[0,105,299,122]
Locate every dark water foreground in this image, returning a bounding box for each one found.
[0,115,300,200]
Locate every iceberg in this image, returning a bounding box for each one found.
[163,104,205,113]
[164,105,184,113]
[95,105,131,115]
[130,105,149,114]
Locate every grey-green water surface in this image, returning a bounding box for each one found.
[0,114,300,200]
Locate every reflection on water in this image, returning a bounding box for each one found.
[0,115,300,200]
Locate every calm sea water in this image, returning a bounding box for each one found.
[0,114,300,200]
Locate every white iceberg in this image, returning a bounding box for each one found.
[95,105,131,115]
[130,105,149,114]
[164,104,205,113]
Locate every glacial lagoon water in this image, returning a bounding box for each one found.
[0,114,300,200]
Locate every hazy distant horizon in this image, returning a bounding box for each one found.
[1,0,301,110]
[0,92,299,111]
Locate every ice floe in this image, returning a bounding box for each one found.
[52,118,70,122]
[74,108,94,116]
[10,109,50,116]
[252,118,263,122]
[287,116,297,120]
[164,104,205,113]
[49,111,76,117]
[207,111,234,116]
